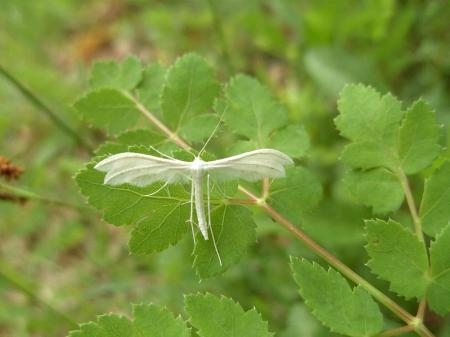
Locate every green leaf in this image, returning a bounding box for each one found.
[76,140,192,254]
[137,63,167,119]
[419,161,450,236]
[269,125,310,159]
[67,304,190,337]
[179,113,220,143]
[161,53,220,130]
[365,219,429,300]
[399,100,441,174]
[193,205,256,278]
[269,167,322,224]
[133,303,190,337]
[74,89,141,135]
[89,55,142,90]
[344,169,404,214]
[224,75,288,145]
[185,293,273,337]
[290,257,383,337]
[428,224,450,315]
[336,85,441,175]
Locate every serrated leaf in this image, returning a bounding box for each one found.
[336,85,441,177]
[137,63,167,119]
[224,75,288,145]
[428,224,450,315]
[161,53,220,130]
[74,88,141,135]
[193,205,256,278]
[90,55,142,90]
[365,219,429,300]
[185,293,273,337]
[290,257,383,337]
[419,161,450,236]
[179,114,220,143]
[67,304,190,337]
[344,168,404,214]
[133,303,190,337]
[269,167,322,224]
[399,100,441,174]
[269,125,310,159]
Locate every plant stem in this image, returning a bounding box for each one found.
[0,65,93,152]
[378,325,414,337]
[396,169,424,242]
[131,91,435,337]
[0,182,87,209]
[0,259,78,328]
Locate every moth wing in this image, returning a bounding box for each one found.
[94,152,191,187]
[205,149,294,182]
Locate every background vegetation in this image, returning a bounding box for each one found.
[1,0,449,336]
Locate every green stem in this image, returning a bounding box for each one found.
[0,182,87,209]
[0,65,93,152]
[129,90,435,337]
[206,0,234,73]
[0,258,78,329]
[396,169,424,242]
[378,325,414,337]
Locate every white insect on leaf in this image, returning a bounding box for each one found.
[95,144,293,266]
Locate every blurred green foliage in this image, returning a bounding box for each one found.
[0,0,449,336]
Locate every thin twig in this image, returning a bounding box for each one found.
[0,65,93,152]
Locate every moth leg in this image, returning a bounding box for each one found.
[188,178,196,245]
[207,173,223,266]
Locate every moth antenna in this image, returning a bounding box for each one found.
[189,179,196,245]
[198,107,228,157]
[148,145,179,161]
[207,173,223,266]
[144,181,169,197]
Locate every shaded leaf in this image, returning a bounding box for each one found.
[420,161,450,236]
[365,219,429,300]
[399,100,441,174]
[290,257,383,337]
[74,89,141,135]
[185,293,273,337]
[428,224,450,315]
[161,53,220,129]
[224,74,288,145]
[137,63,167,119]
[269,167,322,224]
[89,55,142,90]
[193,205,256,278]
[269,125,310,159]
[344,169,404,214]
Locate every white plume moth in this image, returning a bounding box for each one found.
[95,148,293,265]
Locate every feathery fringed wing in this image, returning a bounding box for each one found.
[94,152,192,186]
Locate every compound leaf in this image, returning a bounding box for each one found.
[161,53,220,130]
[193,205,256,278]
[269,167,322,224]
[224,75,288,145]
[398,100,441,174]
[420,161,450,236]
[89,55,142,90]
[344,169,404,214]
[137,63,167,119]
[290,257,383,337]
[269,125,310,159]
[428,224,450,315]
[67,304,190,337]
[365,219,429,300]
[74,88,141,135]
[185,293,273,337]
